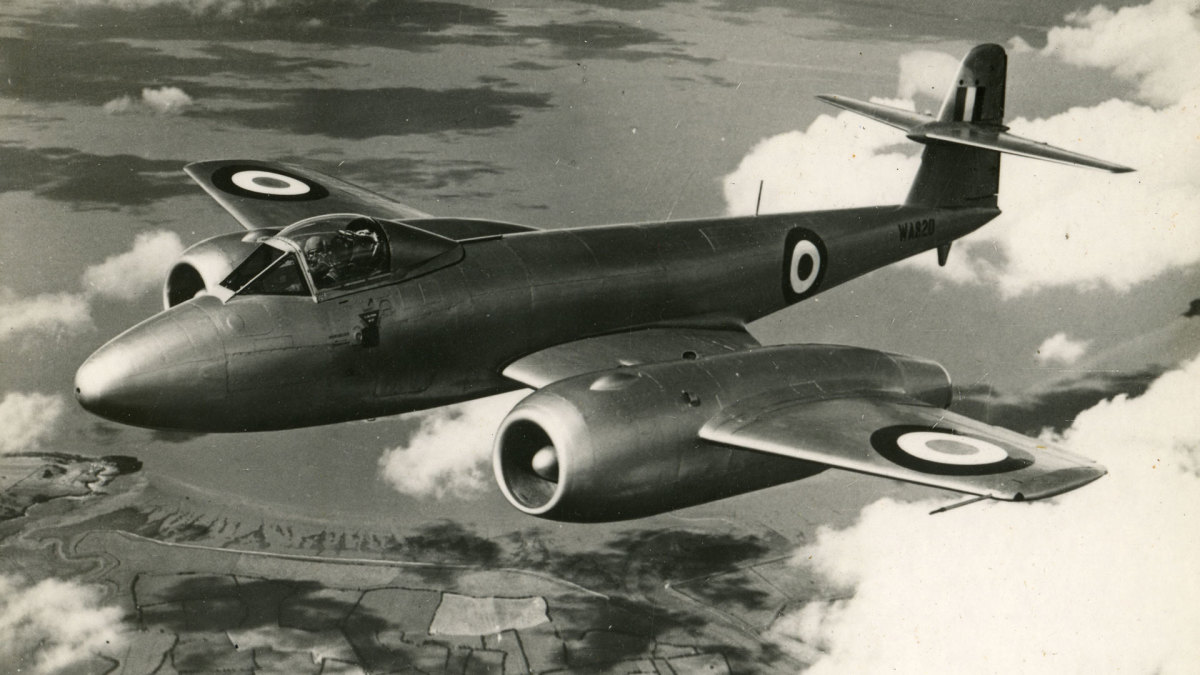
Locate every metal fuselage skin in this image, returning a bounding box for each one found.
[76,204,998,432]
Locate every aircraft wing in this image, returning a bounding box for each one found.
[701,392,1105,501]
[503,327,759,389]
[185,159,433,230]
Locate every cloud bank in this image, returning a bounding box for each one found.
[3,230,183,343]
[0,392,66,455]
[1035,332,1090,365]
[896,49,959,105]
[378,391,529,499]
[0,574,127,674]
[81,230,184,300]
[103,86,194,115]
[65,0,287,17]
[770,353,1200,673]
[1043,0,1200,106]
[0,288,93,341]
[724,110,916,216]
[723,0,1200,297]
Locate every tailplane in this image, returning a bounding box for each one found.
[818,44,1132,209]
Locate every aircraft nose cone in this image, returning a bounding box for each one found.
[75,348,127,413]
[75,301,226,429]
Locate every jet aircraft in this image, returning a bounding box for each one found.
[77,45,1132,521]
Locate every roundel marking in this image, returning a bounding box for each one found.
[230,170,311,196]
[870,425,1034,476]
[895,431,1009,466]
[210,165,329,201]
[789,240,821,295]
[781,227,827,303]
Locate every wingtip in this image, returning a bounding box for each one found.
[1013,464,1108,501]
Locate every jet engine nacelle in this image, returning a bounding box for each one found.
[493,344,952,522]
[162,229,279,309]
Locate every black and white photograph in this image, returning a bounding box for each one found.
[1,0,1197,672]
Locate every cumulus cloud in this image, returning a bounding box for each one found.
[1006,35,1036,54]
[103,95,137,115]
[0,392,66,454]
[724,0,1200,297]
[378,391,529,499]
[103,86,194,115]
[0,288,93,341]
[81,230,184,301]
[0,574,127,673]
[896,50,959,105]
[3,230,182,343]
[1043,0,1200,106]
[724,111,916,217]
[1035,332,1091,365]
[769,354,1200,673]
[976,96,1200,296]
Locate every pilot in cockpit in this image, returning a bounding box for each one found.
[302,222,384,289]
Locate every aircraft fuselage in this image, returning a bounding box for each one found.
[76,204,997,432]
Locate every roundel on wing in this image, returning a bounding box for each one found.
[210,165,329,201]
[782,228,827,303]
[870,425,1034,476]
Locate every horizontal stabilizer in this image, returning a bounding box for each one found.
[916,126,1135,173]
[815,94,933,131]
[817,94,1133,174]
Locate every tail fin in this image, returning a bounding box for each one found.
[817,43,1133,209]
[936,43,1006,125]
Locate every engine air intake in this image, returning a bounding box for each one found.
[496,419,560,510]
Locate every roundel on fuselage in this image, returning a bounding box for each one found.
[211,165,329,201]
[781,227,827,303]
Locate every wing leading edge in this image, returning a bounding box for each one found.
[503,327,760,389]
[701,393,1105,501]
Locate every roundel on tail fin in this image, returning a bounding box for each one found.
[782,227,827,303]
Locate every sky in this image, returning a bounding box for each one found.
[1,0,1198,671]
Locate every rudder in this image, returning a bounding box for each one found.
[937,44,1006,125]
[908,44,1007,208]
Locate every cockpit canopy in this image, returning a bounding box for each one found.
[219,214,462,300]
[291,216,389,291]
